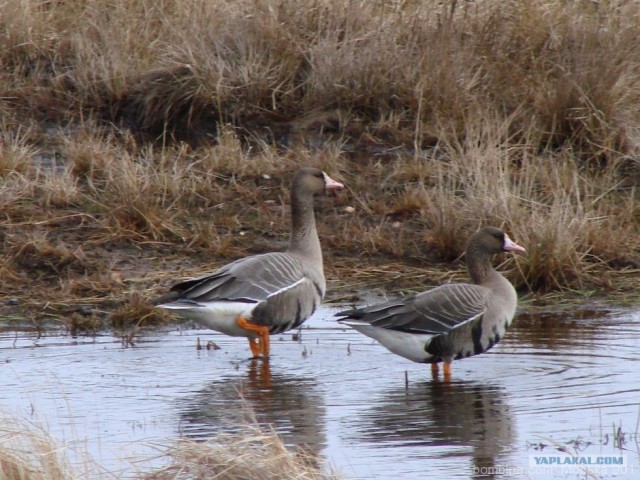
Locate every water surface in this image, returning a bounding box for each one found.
[1,306,639,478]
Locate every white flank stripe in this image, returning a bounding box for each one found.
[157,301,254,314]
[348,324,434,363]
[157,301,257,337]
[337,319,370,327]
[266,277,306,298]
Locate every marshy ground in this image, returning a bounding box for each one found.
[2,0,640,334]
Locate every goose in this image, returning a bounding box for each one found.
[156,167,344,358]
[336,226,525,379]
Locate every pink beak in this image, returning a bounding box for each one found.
[323,172,344,191]
[504,234,526,253]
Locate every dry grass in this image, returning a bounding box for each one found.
[0,416,91,480]
[2,0,640,325]
[144,422,337,480]
[0,412,337,480]
[2,0,640,154]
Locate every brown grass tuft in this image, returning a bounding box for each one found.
[109,293,171,332]
[144,422,338,480]
[0,416,80,480]
[0,411,338,480]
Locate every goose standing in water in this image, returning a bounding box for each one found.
[156,167,344,358]
[336,226,525,379]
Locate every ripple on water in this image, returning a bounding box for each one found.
[1,306,639,479]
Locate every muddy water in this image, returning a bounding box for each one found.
[2,306,639,479]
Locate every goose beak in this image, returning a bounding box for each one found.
[323,172,344,191]
[503,234,526,253]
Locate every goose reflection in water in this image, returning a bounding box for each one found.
[349,380,515,478]
[175,360,327,458]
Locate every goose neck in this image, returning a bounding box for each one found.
[288,191,321,260]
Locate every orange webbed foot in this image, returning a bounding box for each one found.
[237,316,271,358]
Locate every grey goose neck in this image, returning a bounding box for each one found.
[288,177,322,264]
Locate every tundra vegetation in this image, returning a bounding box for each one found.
[2,0,639,330]
[3,0,640,331]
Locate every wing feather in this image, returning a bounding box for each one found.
[336,283,489,334]
[169,252,309,303]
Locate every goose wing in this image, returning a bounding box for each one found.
[336,283,489,334]
[168,252,317,304]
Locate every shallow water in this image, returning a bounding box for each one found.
[2,306,639,479]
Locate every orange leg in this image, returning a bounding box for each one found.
[248,337,260,358]
[431,362,439,378]
[443,362,452,380]
[260,330,270,357]
[236,316,271,358]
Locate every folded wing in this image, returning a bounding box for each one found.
[337,283,489,334]
[167,252,314,304]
